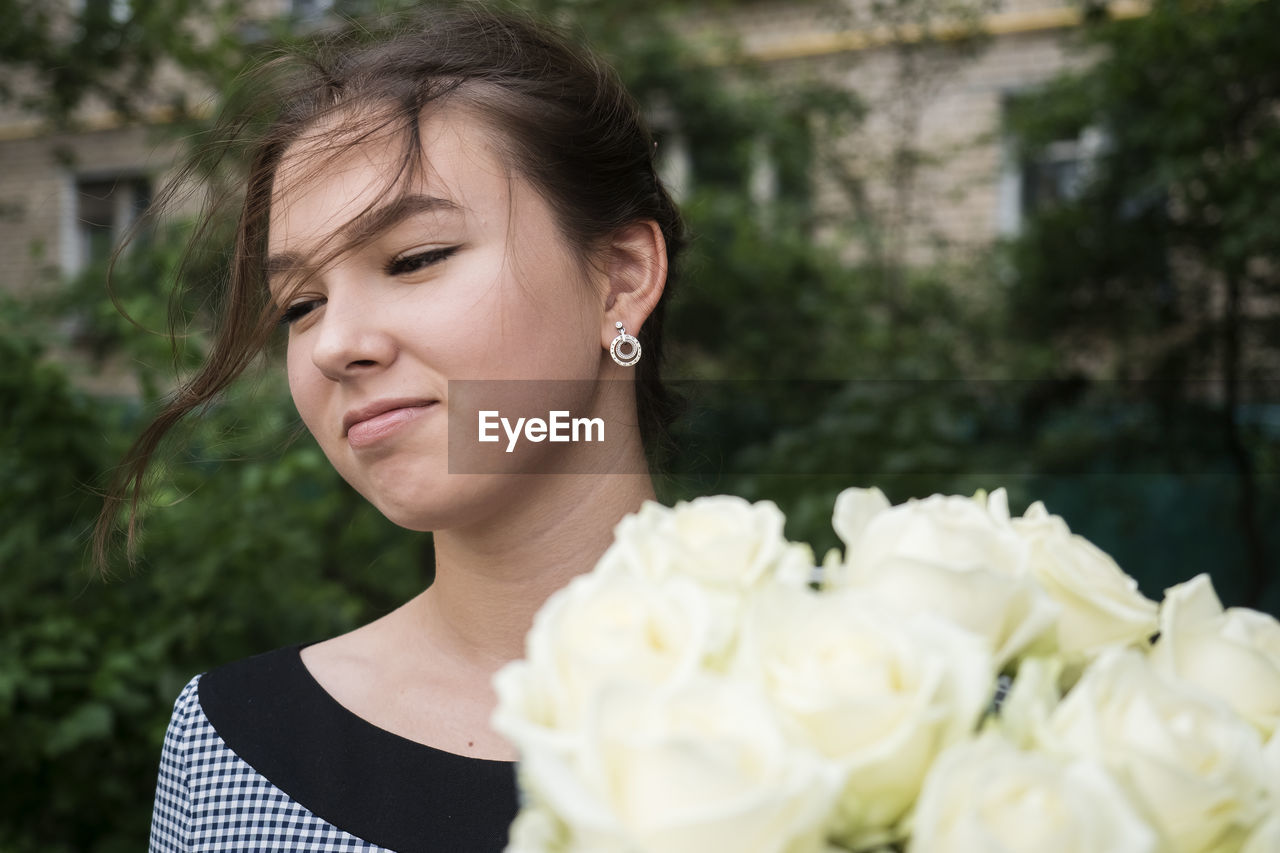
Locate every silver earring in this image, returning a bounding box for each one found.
[609,321,641,367]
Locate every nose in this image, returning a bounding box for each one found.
[308,284,397,381]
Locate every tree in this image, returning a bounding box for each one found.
[0,0,248,124]
[1004,0,1280,610]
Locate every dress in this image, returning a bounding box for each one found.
[148,642,520,852]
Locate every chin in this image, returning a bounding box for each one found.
[365,489,460,533]
[361,473,505,533]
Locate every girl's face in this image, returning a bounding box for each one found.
[267,108,611,530]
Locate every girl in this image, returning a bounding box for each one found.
[103,6,684,851]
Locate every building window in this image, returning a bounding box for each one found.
[65,174,151,276]
[1021,127,1105,213]
[998,123,1105,236]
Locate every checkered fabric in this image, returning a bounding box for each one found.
[148,674,392,852]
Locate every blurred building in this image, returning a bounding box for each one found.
[0,0,1142,318]
[0,123,169,294]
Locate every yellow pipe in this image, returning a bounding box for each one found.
[735,0,1151,63]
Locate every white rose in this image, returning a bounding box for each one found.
[1039,648,1272,853]
[1264,733,1280,800]
[492,569,716,737]
[1150,573,1280,740]
[1011,501,1157,663]
[736,585,994,848]
[601,496,811,591]
[1243,814,1280,853]
[829,488,1058,666]
[513,677,840,853]
[910,733,1157,853]
[830,486,891,554]
[832,488,1025,574]
[988,655,1062,749]
[596,496,815,655]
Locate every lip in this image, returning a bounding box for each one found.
[343,398,438,448]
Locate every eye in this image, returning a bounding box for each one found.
[279,299,323,327]
[385,245,460,276]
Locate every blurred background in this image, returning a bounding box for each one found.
[2,0,1277,847]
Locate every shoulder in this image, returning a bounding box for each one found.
[156,671,212,783]
[158,644,309,780]
[197,643,308,720]
[155,647,318,820]
[152,673,203,832]
[158,644,306,743]
[164,673,203,737]
[193,643,321,782]
[158,642,518,853]
[153,643,316,793]
[151,677,197,851]
[152,647,399,852]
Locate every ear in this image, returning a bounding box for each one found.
[599,220,667,349]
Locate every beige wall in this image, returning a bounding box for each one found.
[711,0,1110,263]
[823,27,1086,256]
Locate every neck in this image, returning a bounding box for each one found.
[409,464,655,675]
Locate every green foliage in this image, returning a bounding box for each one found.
[0,0,250,124]
[1002,0,1280,608]
[0,306,428,849]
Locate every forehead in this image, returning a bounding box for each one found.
[267,107,511,256]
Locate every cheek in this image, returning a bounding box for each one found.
[285,342,323,429]
[409,280,538,375]
[501,276,604,373]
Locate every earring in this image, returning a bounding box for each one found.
[609,321,641,367]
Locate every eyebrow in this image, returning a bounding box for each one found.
[265,193,464,283]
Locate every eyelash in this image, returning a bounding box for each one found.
[385,245,460,275]
[277,245,461,327]
[278,301,319,327]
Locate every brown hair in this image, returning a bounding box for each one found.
[94,4,685,568]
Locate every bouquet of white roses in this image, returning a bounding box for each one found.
[492,489,1280,853]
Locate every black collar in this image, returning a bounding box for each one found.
[198,642,519,852]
